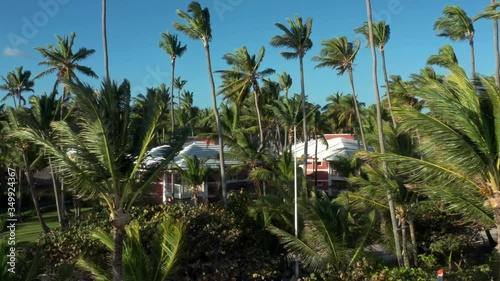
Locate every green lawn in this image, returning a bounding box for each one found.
[1,208,92,248]
[16,211,60,246]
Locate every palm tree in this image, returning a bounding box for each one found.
[159,32,187,132]
[277,71,293,98]
[0,66,35,108]
[34,32,98,118]
[427,45,459,69]
[369,68,500,265]
[268,193,376,275]
[174,1,228,208]
[177,90,199,136]
[102,0,109,82]
[354,21,396,127]
[322,92,365,135]
[387,75,422,110]
[364,0,403,266]
[27,93,66,227]
[434,5,475,77]
[15,79,176,281]
[272,94,302,150]
[270,14,313,190]
[353,126,421,267]
[227,129,271,195]
[249,150,296,198]
[173,76,187,107]
[78,218,185,280]
[217,46,275,150]
[175,155,208,205]
[312,36,367,150]
[474,1,500,87]
[6,107,50,233]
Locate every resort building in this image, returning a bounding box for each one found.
[291,134,362,195]
[148,138,249,204]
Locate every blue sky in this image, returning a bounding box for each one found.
[0,0,495,109]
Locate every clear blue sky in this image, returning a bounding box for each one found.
[0,0,495,109]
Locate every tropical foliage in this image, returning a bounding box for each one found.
[3,1,500,280]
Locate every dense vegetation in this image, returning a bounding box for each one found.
[2,1,500,280]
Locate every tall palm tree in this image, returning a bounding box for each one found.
[173,76,187,107]
[364,0,403,266]
[0,66,35,108]
[34,32,98,118]
[159,32,187,132]
[353,126,421,267]
[272,94,302,150]
[27,93,66,227]
[354,21,396,127]
[102,0,109,82]
[322,92,365,136]
[474,1,500,87]
[6,107,50,233]
[174,1,228,208]
[312,36,367,150]
[15,79,176,281]
[370,68,500,266]
[434,5,475,77]
[270,14,313,189]
[217,46,275,150]
[177,90,199,136]
[277,71,293,98]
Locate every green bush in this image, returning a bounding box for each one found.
[370,266,432,281]
[28,191,285,280]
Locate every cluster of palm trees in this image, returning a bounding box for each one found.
[3,0,500,280]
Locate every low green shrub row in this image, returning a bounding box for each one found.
[21,191,286,280]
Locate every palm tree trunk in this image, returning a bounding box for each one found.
[380,48,397,128]
[22,150,50,234]
[347,70,367,150]
[284,125,288,150]
[365,0,403,266]
[102,0,110,82]
[12,95,17,109]
[408,217,418,267]
[469,37,476,79]
[299,55,308,198]
[493,0,500,88]
[252,84,264,149]
[49,157,65,227]
[112,225,125,281]
[401,220,410,267]
[252,94,267,195]
[204,43,227,208]
[170,59,176,132]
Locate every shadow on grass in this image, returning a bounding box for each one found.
[15,211,60,245]
[1,208,92,249]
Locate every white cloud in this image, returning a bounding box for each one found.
[2,47,26,57]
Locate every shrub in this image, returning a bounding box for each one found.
[29,191,285,280]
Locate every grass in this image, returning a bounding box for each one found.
[1,207,92,248]
[15,211,60,246]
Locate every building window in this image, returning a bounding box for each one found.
[317,161,322,166]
